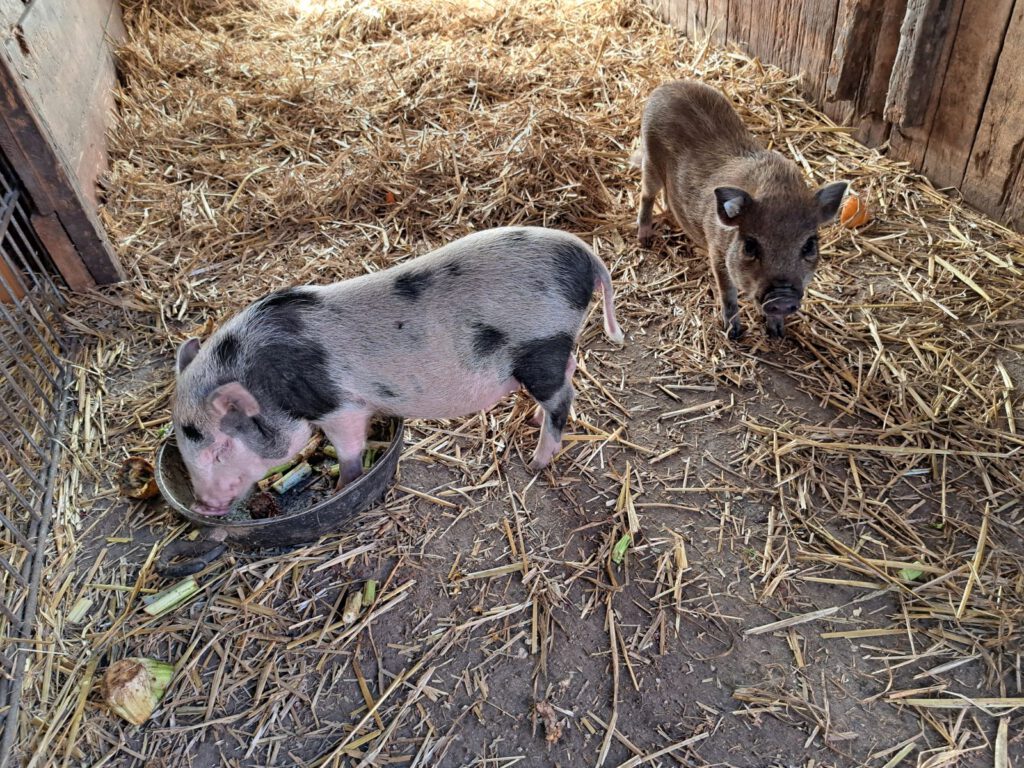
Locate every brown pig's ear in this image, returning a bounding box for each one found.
[815,182,849,223]
[714,187,752,226]
[176,338,201,375]
[207,382,261,419]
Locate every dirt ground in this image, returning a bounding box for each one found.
[75,313,950,768]
[19,0,1024,766]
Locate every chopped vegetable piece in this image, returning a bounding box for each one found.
[102,657,175,725]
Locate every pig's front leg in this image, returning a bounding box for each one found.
[710,251,743,340]
[319,409,372,487]
[765,314,786,339]
[528,405,544,427]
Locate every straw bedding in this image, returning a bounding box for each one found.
[16,0,1024,765]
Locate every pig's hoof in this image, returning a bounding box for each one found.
[335,458,364,489]
[528,442,560,471]
[766,318,786,338]
[637,223,655,248]
[726,322,746,341]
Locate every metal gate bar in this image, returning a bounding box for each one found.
[0,146,71,766]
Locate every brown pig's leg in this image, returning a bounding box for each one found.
[710,249,743,340]
[637,155,663,248]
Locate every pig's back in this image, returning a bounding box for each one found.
[326,227,594,335]
[234,227,596,348]
[642,81,761,244]
[295,227,600,417]
[642,80,757,160]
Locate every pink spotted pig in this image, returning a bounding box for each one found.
[172,226,624,516]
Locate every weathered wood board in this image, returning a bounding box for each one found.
[5,0,124,209]
[0,0,22,28]
[961,1,1024,229]
[920,0,1015,191]
[0,0,124,285]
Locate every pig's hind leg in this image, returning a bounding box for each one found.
[515,344,577,471]
[528,352,577,428]
[528,405,544,428]
[318,409,372,487]
[637,153,664,248]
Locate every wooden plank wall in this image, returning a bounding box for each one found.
[657,0,1024,231]
[5,0,125,211]
[0,0,124,286]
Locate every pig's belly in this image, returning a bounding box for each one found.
[391,371,520,419]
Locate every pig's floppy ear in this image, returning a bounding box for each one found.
[714,187,752,226]
[816,181,849,223]
[207,382,261,420]
[176,338,201,375]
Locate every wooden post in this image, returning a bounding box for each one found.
[0,58,123,286]
[827,0,886,101]
[0,0,124,288]
[884,0,957,127]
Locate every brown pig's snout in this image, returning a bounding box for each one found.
[760,285,802,316]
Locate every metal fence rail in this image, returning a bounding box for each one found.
[0,147,72,765]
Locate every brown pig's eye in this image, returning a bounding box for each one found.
[801,236,818,260]
[743,237,761,259]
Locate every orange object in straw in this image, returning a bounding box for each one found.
[839,194,871,228]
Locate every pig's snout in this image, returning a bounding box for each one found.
[191,501,232,517]
[760,286,802,317]
[190,480,247,517]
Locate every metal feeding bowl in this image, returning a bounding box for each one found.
[154,417,404,577]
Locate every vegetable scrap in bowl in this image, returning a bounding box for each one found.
[225,418,397,522]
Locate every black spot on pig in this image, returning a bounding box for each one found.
[218,408,285,456]
[550,241,595,310]
[251,415,279,446]
[182,423,204,443]
[548,392,571,432]
[445,262,463,278]
[252,287,322,335]
[472,323,508,357]
[259,287,320,311]
[513,333,573,403]
[247,340,339,421]
[213,334,240,368]
[395,321,404,330]
[373,382,399,399]
[393,269,433,301]
[504,230,528,246]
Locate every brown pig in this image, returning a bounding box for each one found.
[635,80,848,339]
